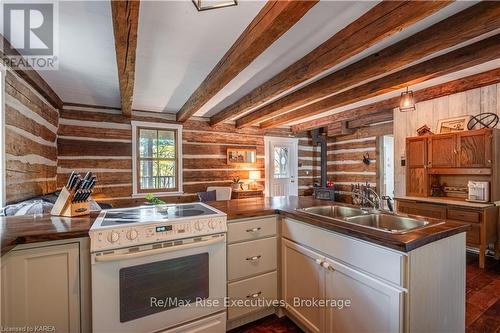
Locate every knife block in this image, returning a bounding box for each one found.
[51,186,91,217]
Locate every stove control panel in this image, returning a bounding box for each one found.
[90,216,227,252]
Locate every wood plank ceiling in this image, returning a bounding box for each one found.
[179,1,499,133]
[176,0,319,122]
[210,0,452,126]
[234,1,500,130]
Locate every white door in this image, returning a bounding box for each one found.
[265,137,298,197]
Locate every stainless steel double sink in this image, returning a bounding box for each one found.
[298,205,438,234]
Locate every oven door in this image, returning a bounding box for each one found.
[91,234,226,333]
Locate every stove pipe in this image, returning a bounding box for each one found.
[311,128,327,188]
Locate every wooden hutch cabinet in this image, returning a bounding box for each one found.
[406,137,429,197]
[401,128,500,268]
[406,128,498,198]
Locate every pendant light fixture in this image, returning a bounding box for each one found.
[192,0,237,11]
[399,87,416,112]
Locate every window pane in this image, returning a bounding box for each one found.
[158,130,176,159]
[140,160,156,189]
[274,147,289,179]
[139,129,157,158]
[158,160,176,189]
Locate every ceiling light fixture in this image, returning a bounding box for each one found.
[399,87,416,112]
[192,0,237,11]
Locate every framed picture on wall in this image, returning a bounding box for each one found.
[227,148,256,165]
[437,116,471,134]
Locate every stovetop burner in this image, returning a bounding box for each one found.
[98,203,220,227]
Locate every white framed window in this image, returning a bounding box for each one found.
[0,65,5,207]
[131,121,183,197]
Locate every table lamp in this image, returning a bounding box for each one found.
[248,170,261,190]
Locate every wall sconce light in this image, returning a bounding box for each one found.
[399,87,416,112]
[192,0,237,11]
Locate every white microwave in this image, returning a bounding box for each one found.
[467,181,489,203]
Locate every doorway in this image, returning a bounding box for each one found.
[380,135,395,198]
[264,136,298,197]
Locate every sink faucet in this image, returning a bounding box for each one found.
[350,184,394,212]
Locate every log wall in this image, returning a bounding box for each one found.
[328,122,392,203]
[4,71,59,203]
[57,106,290,206]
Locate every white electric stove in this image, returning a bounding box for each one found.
[89,203,228,333]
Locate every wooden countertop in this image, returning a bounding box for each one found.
[1,196,469,255]
[0,212,99,256]
[396,196,496,208]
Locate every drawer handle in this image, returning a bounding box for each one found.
[246,255,262,261]
[246,227,262,233]
[246,291,262,299]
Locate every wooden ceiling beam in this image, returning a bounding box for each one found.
[111,0,140,117]
[209,0,451,126]
[261,34,500,129]
[291,67,500,133]
[236,2,500,128]
[176,0,318,123]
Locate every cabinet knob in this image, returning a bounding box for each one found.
[321,261,335,272]
[246,255,262,261]
[246,227,261,233]
[246,291,262,299]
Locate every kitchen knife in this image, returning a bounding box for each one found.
[66,171,76,188]
[83,171,93,181]
[69,174,81,190]
[82,190,92,201]
[87,177,96,190]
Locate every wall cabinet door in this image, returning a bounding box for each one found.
[282,239,324,333]
[1,243,81,332]
[457,130,492,168]
[428,134,456,168]
[323,257,403,333]
[406,137,428,197]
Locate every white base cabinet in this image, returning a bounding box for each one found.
[323,257,403,333]
[282,239,324,333]
[282,239,403,333]
[226,215,278,329]
[282,218,465,333]
[1,238,90,333]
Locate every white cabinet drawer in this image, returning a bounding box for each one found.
[283,218,406,287]
[227,216,277,244]
[227,271,278,320]
[228,237,277,281]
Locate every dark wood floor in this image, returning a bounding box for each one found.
[229,253,500,333]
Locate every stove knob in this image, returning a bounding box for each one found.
[127,229,138,240]
[108,231,120,243]
[194,221,203,231]
[208,220,216,229]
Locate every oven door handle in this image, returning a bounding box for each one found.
[94,236,225,262]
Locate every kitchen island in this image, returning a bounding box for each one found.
[1,197,469,332]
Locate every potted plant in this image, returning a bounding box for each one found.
[231,177,242,190]
[144,193,166,205]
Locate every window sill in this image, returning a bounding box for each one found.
[132,191,185,198]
